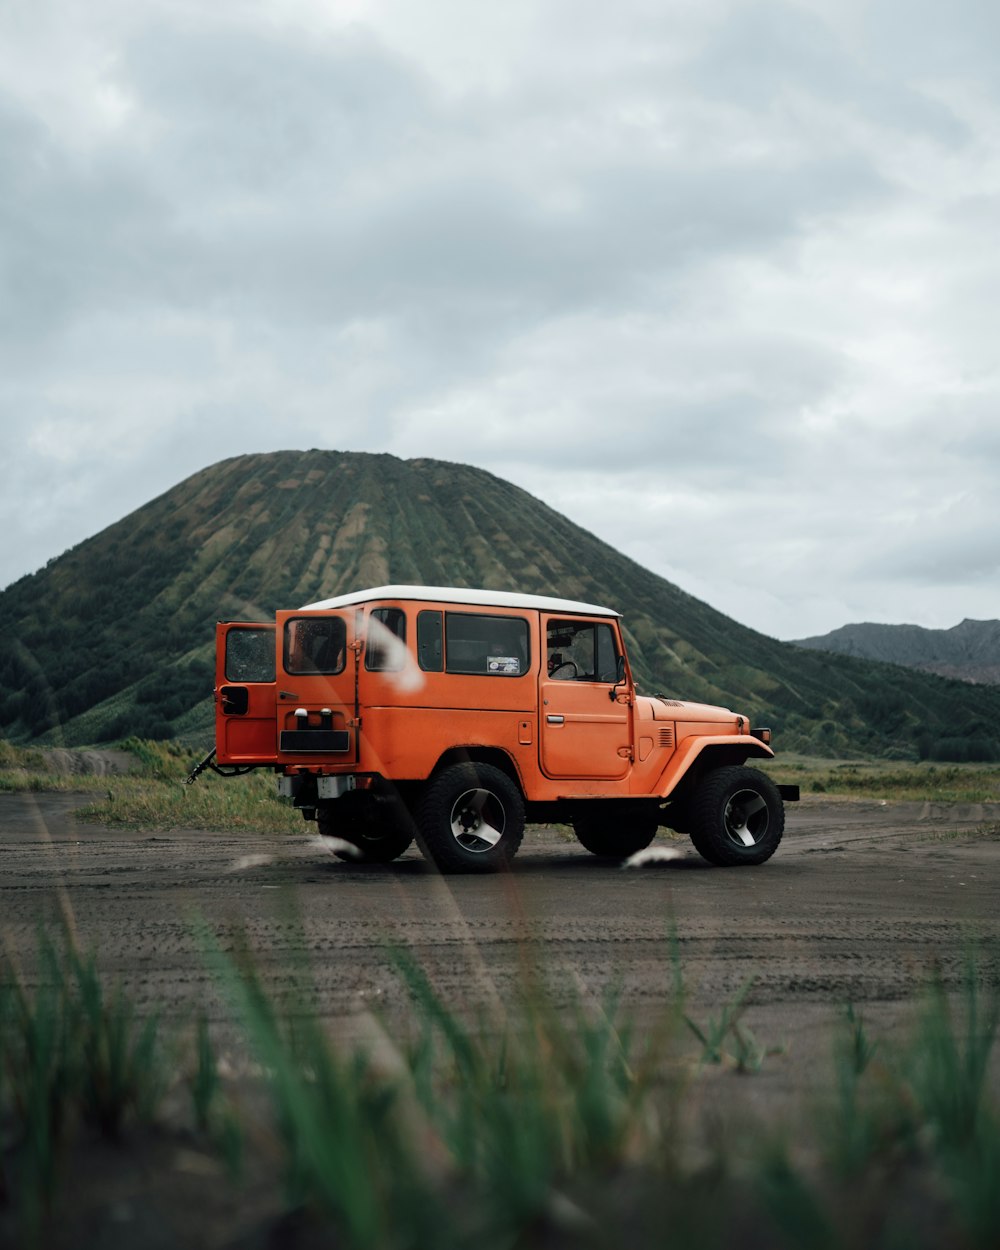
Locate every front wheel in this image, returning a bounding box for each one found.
[688,766,784,866]
[417,763,525,874]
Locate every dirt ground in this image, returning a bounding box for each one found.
[4,790,998,1027]
[2,790,999,1246]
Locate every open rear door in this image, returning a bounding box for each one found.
[215,622,278,766]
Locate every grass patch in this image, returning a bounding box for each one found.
[0,740,108,796]
[764,755,1000,803]
[684,974,786,1073]
[207,929,444,1250]
[0,736,301,833]
[75,771,302,834]
[1,910,166,1236]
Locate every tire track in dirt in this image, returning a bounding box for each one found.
[2,792,997,1033]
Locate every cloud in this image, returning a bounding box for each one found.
[0,0,998,640]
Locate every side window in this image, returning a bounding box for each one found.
[417,611,443,672]
[366,608,406,672]
[284,617,346,674]
[547,619,619,681]
[225,628,275,683]
[445,613,529,676]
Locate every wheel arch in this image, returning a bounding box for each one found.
[661,740,772,829]
[662,739,771,799]
[430,746,525,796]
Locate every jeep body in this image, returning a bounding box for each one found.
[208,585,797,872]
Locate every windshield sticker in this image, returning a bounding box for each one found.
[488,655,521,676]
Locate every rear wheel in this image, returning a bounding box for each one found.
[664,798,692,834]
[688,766,783,866]
[317,806,413,863]
[417,763,524,874]
[574,809,658,858]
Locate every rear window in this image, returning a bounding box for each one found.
[284,617,347,674]
[366,608,406,671]
[445,613,529,676]
[417,611,443,672]
[225,628,275,683]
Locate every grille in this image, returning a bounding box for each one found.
[658,727,675,749]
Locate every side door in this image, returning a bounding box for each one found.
[538,615,632,780]
[215,622,277,764]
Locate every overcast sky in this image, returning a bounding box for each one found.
[2,0,998,640]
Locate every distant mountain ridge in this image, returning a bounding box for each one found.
[792,620,1000,686]
[2,449,999,761]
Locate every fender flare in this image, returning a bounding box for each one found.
[653,735,774,801]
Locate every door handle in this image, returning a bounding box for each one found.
[546,714,565,725]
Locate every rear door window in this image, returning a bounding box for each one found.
[284,617,347,674]
[225,627,276,683]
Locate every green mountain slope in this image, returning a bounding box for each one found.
[2,449,999,760]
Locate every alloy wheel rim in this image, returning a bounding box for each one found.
[448,787,505,852]
[723,788,769,848]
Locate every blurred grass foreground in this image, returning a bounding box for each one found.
[1,909,998,1249]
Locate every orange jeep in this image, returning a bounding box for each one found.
[193,585,798,872]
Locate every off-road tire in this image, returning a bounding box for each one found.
[573,811,658,858]
[688,766,784,866]
[317,807,413,863]
[417,763,525,874]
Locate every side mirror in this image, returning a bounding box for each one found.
[609,655,627,700]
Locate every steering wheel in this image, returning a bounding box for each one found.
[551,659,578,679]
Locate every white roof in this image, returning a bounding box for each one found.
[300,584,620,617]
